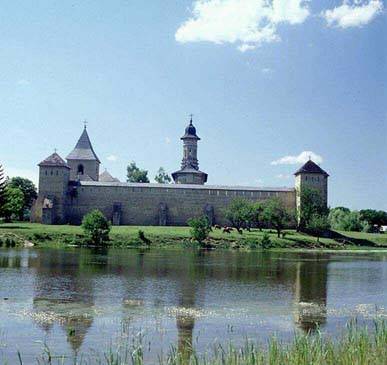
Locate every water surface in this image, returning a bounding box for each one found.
[0,248,386,363]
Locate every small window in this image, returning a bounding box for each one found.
[77,164,84,175]
[56,170,58,176]
[45,170,48,176]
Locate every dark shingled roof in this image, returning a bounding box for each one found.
[181,118,200,140]
[38,152,70,168]
[66,127,100,162]
[294,160,329,176]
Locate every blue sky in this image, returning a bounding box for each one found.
[0,0,386,210]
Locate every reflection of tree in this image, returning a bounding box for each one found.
[32,250,96,355]
[293,256,329,332]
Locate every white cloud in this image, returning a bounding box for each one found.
[107,154,118,162]
[261,67,274,74]
[175,0,310,51]
[322,0,383,28]
[165,137,171,144]
[5,167,39,186]
[276,173,291,179]
[271,151,323,165]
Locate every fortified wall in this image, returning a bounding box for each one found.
[31,118,329,226]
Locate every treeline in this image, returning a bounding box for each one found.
[0,164,37,222]
[329,207,387,233]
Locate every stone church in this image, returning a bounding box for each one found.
[31,118,329,226]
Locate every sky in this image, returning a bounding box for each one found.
[0,0,386,210]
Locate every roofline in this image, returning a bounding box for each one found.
[78,181,295,192]
[294,171,329,177]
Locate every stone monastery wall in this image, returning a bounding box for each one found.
[66,182,296,226]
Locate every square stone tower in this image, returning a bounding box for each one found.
[295,159,329,218]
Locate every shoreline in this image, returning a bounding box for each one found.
[1,222,386,251]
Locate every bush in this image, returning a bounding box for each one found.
[81,210,111,246]
[187,216,211,246]
[138,230,151,245]
[329,209,366,232]
[261,232,271,249]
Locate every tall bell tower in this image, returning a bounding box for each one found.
[172,116,208,185]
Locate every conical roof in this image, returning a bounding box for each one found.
[66,127,100,162]
[99,169,120,183]
[39,152,70,168]
[294,160,329,176]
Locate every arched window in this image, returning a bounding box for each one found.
[77,164,84,175]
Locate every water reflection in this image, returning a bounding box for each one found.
[293,255,329,332]
[0,247,385,363]
[32,250,96,355]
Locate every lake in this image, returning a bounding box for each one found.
[0,248,386,364]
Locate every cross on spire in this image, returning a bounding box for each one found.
[54,148,57,153]
[189,113,193,124]
[83,119,88,129]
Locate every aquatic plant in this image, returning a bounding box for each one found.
[10,320,387,365]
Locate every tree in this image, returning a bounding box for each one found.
[307,214,330,243]
[298,187,328,229]
[154,167,171,184]
[224,198,252,229]
[8,177,37,220]
[0,164,6,219]
[329,209,365,232]
[250,201,265,230]
[81,210,111,245]
[2,186,24,222]
[262,198,291,238]
[126,162,150,183]
[187,216,211,246]
[359,209,387,228]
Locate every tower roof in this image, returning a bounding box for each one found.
[66,127,100,162]
[99,169,120,183]
[181,117,200,140]
[294,160,329,176]
[38,152,70,168]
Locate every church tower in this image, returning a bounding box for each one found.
[66,126,100,181]
[294,159,329,219]
[172,117,208,185]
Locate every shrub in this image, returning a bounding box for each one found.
[81,210,111,246]
[138,230,151,245]
[329,209,366,232]
[261,232,271,249]
[187,216,211,246]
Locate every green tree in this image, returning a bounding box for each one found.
[298,187,328,229]
[0,164,6,219]
[263,198,291,238]
[126,161,150,183]
[154,167,171,184]
[187,216,211,246]
[329,209,365,232]
[81,209,111,245]
[307,214,330,242]
[359,209,387,228]
[250,201,265,230]
[224,198,252,229]
[2,186,24,222]
[8,177,37,220]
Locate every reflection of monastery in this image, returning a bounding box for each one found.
[0,250,330,358]
[31,118,329,225]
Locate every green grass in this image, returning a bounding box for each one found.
[13,321,387,365]
[0,222,386,250]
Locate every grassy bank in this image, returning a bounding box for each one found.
[13,321,387,365]
[0,222,386,250]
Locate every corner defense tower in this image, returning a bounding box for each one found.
[295,159,329,217]
[66,126,100,181]
[172,117,208,185]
